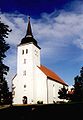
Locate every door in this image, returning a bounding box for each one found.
[22,96,27,104]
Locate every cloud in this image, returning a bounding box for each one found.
[0,13,27,45]
[1,0,83,89]
[64,0,83,14]
[32,10,83,64]
[73,37,83,49]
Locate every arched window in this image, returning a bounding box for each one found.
[26,49,28,54]
[22,50,24,54]
[24,59,26,64]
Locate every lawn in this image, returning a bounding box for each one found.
[0,103,82,119]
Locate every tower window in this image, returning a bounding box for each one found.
[23,70,26,76]
[22,50,24,55]
[24,85,26,88]
[26,49,28,54]
[53,84,55,87]
[24,59,26,64]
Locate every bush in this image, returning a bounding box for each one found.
[37,101,43,104]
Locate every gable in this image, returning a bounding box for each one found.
[38,65,68,86]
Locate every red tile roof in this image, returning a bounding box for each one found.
[38,65,68,86]
[68,90,74,95]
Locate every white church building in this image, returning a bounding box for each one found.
[12,17,68,104]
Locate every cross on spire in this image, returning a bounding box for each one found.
[26,16,33,37]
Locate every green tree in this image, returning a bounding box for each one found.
[58,67,83,103]
[58,85,68,99]
[72,67,83,102]
[0,19,11,104]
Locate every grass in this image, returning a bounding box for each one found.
[0,103,82,119]
[0,104,10,109]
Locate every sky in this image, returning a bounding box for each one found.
[0,0,83,91]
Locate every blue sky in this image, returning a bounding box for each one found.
[0,0,83,90]
[0,0,73,16]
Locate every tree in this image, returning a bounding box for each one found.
[72,67,83,102]
[58,85,68,99]
[58,67,83,102]
[0,19,11,104]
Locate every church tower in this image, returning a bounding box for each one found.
[13,17,41,104]
[17,16,41,75]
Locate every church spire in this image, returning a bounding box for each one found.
[26,16,33,37]
[20,16,40,49]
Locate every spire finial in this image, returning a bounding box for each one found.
[28,16,30,20]
[26,16,33,37]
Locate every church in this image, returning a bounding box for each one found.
[12,17,68,104]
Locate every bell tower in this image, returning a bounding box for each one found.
[17,16,41,76]
[15,16,41,104]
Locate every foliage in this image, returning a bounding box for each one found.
[0,19,12,104]
[58,67,83,103]
[58,85,68,99]
[37,100,43,104]
[72,67,83,102]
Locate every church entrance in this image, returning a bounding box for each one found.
[22,96,27,104]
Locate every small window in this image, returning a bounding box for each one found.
[22,50,24,55]
[23,70,26,76]
[24,59,26,64]
[53,84,55,87]
[26,49,28,54]
[24,85,26,88]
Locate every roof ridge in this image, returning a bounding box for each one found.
[38,64,68,86]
